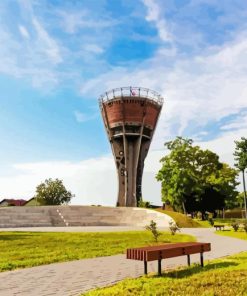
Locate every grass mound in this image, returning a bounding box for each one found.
[0,231,194,272]
[156,210,204,228]
[84,252,247,296]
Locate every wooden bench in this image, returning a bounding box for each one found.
[126,242,211,275]
[214,224,225,231]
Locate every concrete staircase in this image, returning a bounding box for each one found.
[0,206,173,228]
[0,207,53,227]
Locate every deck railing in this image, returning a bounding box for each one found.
[99,86,164,106]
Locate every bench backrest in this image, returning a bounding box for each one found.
[126,242,211,261]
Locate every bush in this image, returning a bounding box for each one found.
[231,222,240,232]
[243,221,247,233]
[208,218,214,226]
[145,220,161,242]
[169,221,180,235]
[138,199,151,208]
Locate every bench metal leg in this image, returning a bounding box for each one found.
[144,261,147,275]
[200,253,204,267]
[187,254,191,266]
[158,259,162,276]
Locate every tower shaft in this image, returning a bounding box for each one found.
[99,87,163,207]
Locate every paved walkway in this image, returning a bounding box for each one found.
[0,228,247,296]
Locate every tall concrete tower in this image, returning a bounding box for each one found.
[99,87,164,207]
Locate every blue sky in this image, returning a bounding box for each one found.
[0,0,247,205]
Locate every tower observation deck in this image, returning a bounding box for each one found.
[99,87,164,207]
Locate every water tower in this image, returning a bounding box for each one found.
[99,87,164,207]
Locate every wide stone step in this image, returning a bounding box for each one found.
[0,206,174,228]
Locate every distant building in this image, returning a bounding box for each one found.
[0,199,27,207]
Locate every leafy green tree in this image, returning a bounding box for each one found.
[236,192,246,208]
[156,137,222,213]
[207,163,239,210]
[34,178,74,205]
[234,137,247,219]
[156,137,238,218]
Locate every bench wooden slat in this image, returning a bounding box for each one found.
[126,242,211,276]
[127,242,210,261]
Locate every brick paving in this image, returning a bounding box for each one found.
[0,228,247,296]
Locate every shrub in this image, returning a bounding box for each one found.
[231,222,240,232]
[208,218,214,226]
[169,221,180,235]
[145,220,161,242]
[243,221,247,233]
[138,199,151,208]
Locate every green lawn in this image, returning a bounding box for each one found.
[0,231,194,272]
[193,219,212,228]
[84,252,247,296]
[156,210,207,228]
[215,229,247,240]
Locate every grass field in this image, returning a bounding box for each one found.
[0,231,194,272]
[156,210,208,228]
[215,229,247,240]
[84,252,247,296]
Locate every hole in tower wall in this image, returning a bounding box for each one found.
[125,125,141,134]
[120,157,125,165]
[113,126,123,134]
[143,127,151,137]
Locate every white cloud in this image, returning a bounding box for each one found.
[0,1,119,89]
[198,127,247,172]
[221,113,247,131]
[32,17,62,65]
[0,151,164,205]
[0,3,64,89]
[58,10,88,34]
[58,10,118,34]
[142,0,173,43]
[19,25,30,39]
[0,157,115,202]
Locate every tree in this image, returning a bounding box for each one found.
[207,163,239,210]
[156,137,238,218]
[33,178,74,205]
[156,137,222,213]
[234,137,247,219]
[236,192,246,208]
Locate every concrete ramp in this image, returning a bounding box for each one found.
[0,206,173,228]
